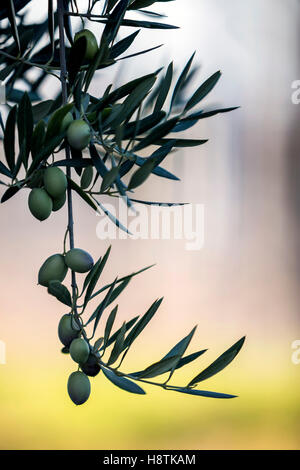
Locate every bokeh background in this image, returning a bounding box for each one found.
[0,0,300,450]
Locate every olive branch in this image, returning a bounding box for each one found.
[0,0,245,405]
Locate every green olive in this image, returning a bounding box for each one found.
[58,314,80,347]
[44,167,67,199]
[67,371,91,405]
[52,192,66,212]
[69,338,90,364]
[80,353,101,377]
[65,248,94,273]
[66,119,91,150]
[38,253,68,287]
[74,29,98,61]
[28,188,53,221]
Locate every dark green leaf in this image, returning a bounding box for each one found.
[4,105,17,172]
[80,166,94,189]
[123,298,163,350]
[53,158,93,169]
[1,185,20,203]
[122,110,165,140]
[101,316,139,350]
[47,281,72,307]
[154,61,173,113]
[153,138,208,147]
[128,140,175,190]
[0,161,12,178]
[188,337,246,387]
[110,30,140,59]
[31,120,46,160]
[86,279,118,336]
[48,0,54,58]
[103,305,118,350]
[108,76,156,127]
[107,322,126,365]
[17,92,33,168]
[28,132,65,174]
[45,103,74,141]
[170,52,195,110]
[68,36,87,87]
[184,71,221,112]
[133,117,178,151]
[170,387,236,399]
[68,178,98,212]
[83,246,112,309]
[90,264,155,301]
[102,0,130,44]
[101,367,146,394]
[7,0,20,52]
[173,349,207,371]
[132,355,180,379]
[117,43,162,61]
[98,18,179,30]
[100,166,119,192]
[32,100,54,123]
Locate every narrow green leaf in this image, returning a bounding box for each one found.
[83,246,112,309]
[101,316,139,350]
[107,322,126,365]
[4,105,17,172]
[17,92,33,168]
[173,349,207,371]
[0,161,12,178]
[48,0,54,58]
[123,298,163,350]
[1,186,20,203]
[100,166,119,192]
[132,355,180,379]
[7,0,20,52]
[103,305,118,350]
[86,279,117,334]
[68,36,87,87]
[90,264,155,301]
[31,120,46,160]
[47,281,72,307]
[101,367,146,394]
[128,140,175,190]
[109,75,156,127]
[80,166,94,189]
[188,337,246,387]
[170,387,236,399]
[32,100,54,123]
[68,178,98,212]
[110,30,140,59]
[184,71,222,112]
[133,117,178,151]
[170,52,195,110]
[45,103,74,141]
[154,61,173,113]
[28,133,65,174]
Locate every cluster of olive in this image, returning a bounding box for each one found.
[35,30,102,405]
[38,247,98,404]
[27,29,100,222]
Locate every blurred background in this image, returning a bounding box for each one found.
[0,0,300,450]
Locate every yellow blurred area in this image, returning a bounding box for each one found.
[1,0,300,451]
[0,348,299,450]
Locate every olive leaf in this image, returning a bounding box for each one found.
[4,105,17,172]
[187,336,246,387]
[47,281,73,307]
[101,366,146,395]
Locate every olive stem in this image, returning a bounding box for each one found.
[57,0,86,336]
